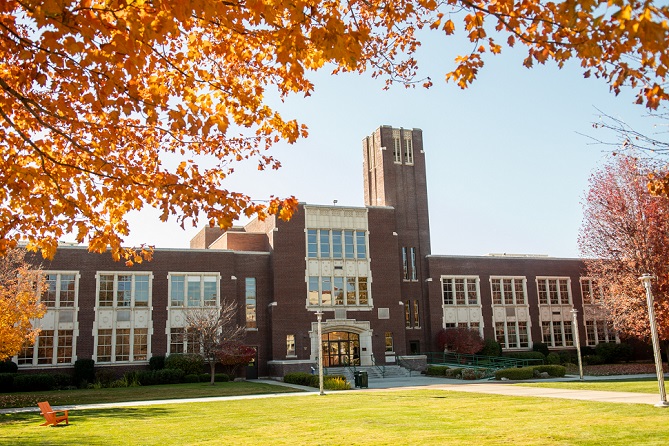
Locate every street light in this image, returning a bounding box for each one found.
[639,274,669,408]
[316,310,324,396]
[570,308,584,381]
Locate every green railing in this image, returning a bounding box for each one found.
[425,352,543,371]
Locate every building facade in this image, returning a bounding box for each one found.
[17,125,610,378]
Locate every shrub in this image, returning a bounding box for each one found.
[154,368,185,385]
[149,356,165,371]
[545,352,561,365]
[199,373,211,383]
[495,367,534,380]
[595,342,634,363]
[533,343,550,357]
[444,368,463,378]
[95,368,118,387]
[136,370,157,386]
[531,365,566,377]
[559,350,576,365]
[436,327,485,354]
[426,365,449,376]
[73,358,95,388]
[583,354,605,365]
[284,372,317,387]
[324,376,351,390]
[478,339,502,357]
[0,360,18,374]
[504,351,545,362]
[13,373,56,392]
[185,374,200,383]
[164,354,204,376]
[52,373,73,389]
[0,373,15,392]
[461,369,479,380]
[214,373,229,382]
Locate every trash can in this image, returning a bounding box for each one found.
[359,371,368,388]
[353,371,361,388]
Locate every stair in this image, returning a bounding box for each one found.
[324,365,411,383]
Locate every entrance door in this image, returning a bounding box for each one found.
[409,341,420,355]
[322,332,360,367]
[246,346,258,379]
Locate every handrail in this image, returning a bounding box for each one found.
[396,355,414,377]
[370,354,385,378]
[424,351,543,371]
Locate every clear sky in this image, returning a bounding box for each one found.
[119,32,660,259]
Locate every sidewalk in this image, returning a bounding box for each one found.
[1,374,666,415]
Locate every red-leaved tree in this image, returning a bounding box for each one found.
[436,327,484,354]
[217,341,257,378]
[579,155,669,356]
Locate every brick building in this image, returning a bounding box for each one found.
[17,126,614,378]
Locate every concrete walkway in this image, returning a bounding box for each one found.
[2,374,668,415]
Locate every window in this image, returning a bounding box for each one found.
[392,129,401,163]
[246,278,257,329]
[581,278,603,304]
[404,132,414,164]
[538,278,571,305]
[585,320,617,346]
[37,330,54,364]
[319,231,330,257]
[169,274,219,307]
[346,277,356,305]
[333,277,344,305]
[405,301,411,328]
[286,335,296,356]
[43,273,77,308]
[57,330,73,363]
[170,328,184,354]
[385,332,394,352]
[402,247,409,280]
[356,231,367,258]
[344,231,354,258]
[358,277,368,305]
[307,276,370,307]
[413,300,420,328]
[99,273,152,308]
[134,328,148,361]
[332,231,342,259]
[97,329,113,362]
[495,321,529,349]
[307,229,318,258]
[442,277,479,306]
[409,248,417,281]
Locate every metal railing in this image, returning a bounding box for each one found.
[425,352,543,372]
[370,354,386,378]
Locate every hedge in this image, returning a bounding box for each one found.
[164,354,204,375]
[0,373,14,392]
[13,373,56,392]
[504,352,545,361]
[0,360,18,374]
[283,372,349,389]
[426,365,449,376]
[73,358,95,387]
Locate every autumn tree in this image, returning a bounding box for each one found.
[436,327,484,354]
[183,300,246,385]
[216,341,257,378]
[579,155,669,355]
[0,248,46,361]
[4,1,669,263]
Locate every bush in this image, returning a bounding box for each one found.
[73,358,95,388]
[478,339,502,357]
[444,368,463,378]
[136,370,158,386]
[545,352,561,365]
[52,373,73,389]
[154,368,185,385]
[495,367,535,380]
[461,368,482,380]
[13,373,56,392]
[284,372,317,387]
[199,373,211,383]
[436,327,485,354]
[583,354,605,365]
[94,368,118,387]
[323,376,350,390]
[426,365,449,376]
[533,343,550,357]
[504,351,545,362]
[595,342,633,363]
[0,373,15,392]
[185,374,200,383]
[149,356,165,371]
[0,360,18,374]
[214,373,229,382]
[559,350,576,365]
[164,354,204,376]
[532,365,566,377]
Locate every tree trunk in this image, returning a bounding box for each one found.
[210,361,216,385]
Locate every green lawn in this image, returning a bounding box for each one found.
[515,378,664,394]
[0,382,300,409]
[2,390,669,445]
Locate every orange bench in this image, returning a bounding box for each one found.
[38,401,69,427]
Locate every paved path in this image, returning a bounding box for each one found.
[2,374,668,415]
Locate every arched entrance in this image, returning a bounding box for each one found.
[321,331,360,367]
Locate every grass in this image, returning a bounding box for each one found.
[2,390,669,445]
[0,382,300,409]
[515,378,664,394]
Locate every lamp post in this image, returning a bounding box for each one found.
[316,310,324,396]
[570,308,584,381]
[639,274,669,408]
